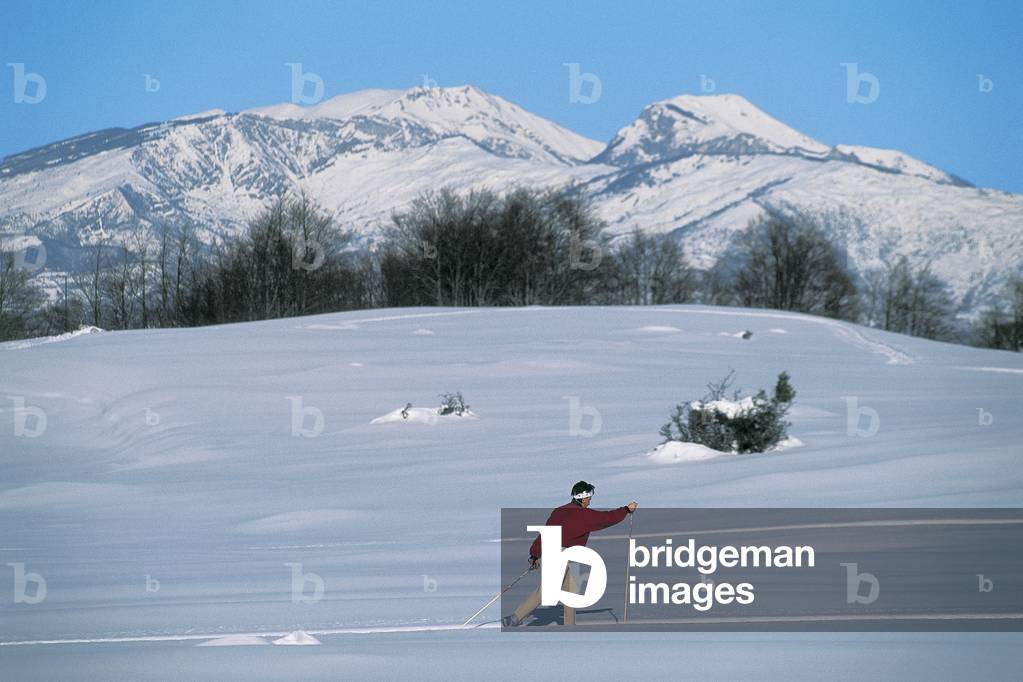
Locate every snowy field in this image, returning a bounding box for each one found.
[2,305,1022,680]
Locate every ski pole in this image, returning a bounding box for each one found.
[623,510,634,623]
[461,567,531,627]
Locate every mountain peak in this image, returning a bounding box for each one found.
[243,89,406,120]
[244,85,602,164]
[595,92,830,167]
[243,85,495,121]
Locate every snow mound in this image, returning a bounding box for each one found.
[412,328,435,336]
[195,635,269,647]
[273,630,320,646]
[370,406,479,425]
[647,441,727,463]
[718,330,752,339]
[6,325,103,350]
[647,434,803,463]
[772,436,805,451]
[768,328,788,334]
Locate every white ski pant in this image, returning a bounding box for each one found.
[512,565,580,625]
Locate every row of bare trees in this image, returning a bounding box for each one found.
[3,194,379,338]
[1,187,1019,352]
[379,186,701,307]
[0,252,46,339]
[380,187,609,306]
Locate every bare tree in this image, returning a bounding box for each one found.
[721,211,859,320]
[975,275,1023,351]
[71,240,107,327]
[129,225,152,328]
[862,256,956,340]
[381,186,608,307]
[609,229,695,305]
[0,251,46,340]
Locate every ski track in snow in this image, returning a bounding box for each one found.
[953,365,1023,375]
[616,306,916,365]
[0,623,501,647]
[829,325,914,365]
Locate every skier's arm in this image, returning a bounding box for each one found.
[529,509,560,559]
[580,505,632,532]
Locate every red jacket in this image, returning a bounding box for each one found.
[529,502,629,558]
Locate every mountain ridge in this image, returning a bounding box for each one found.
[1,86,1019,314]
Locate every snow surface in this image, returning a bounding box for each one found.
[196,635,269,647]
[2,304,1022,679]
[834,144,956,184]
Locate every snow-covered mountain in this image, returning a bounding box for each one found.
[1,86,1020,312]
[582,94,1022,312]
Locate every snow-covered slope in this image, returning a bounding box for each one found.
[1,87,1020,312]
[832,144,964,185]
[2,305,1022,678]
[585,149,1023,311]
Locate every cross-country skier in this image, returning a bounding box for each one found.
[504,481,637,626]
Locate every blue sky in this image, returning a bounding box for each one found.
[2,0,1020,191]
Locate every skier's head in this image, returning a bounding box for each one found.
[571,480,595,507]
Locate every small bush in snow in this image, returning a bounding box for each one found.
[438,392,468,416]
[659,371,795,454]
